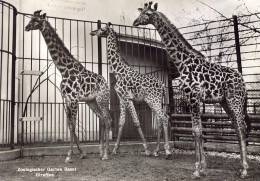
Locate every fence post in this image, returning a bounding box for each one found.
[168,77,174,114]
[97,20,102,142]
[10,7,17,149]
[233,15,243,74]
[97,20,102,75]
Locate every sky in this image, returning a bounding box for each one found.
[8,0,260,28]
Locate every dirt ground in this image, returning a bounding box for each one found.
[0,152,260,181]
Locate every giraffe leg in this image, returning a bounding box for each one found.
[153,118,162,157]
[70,104,86,159]
[112,98,126,155]
[160,112,171,158]
[146,100,171,158]
[127,100,151,156]
[99,121,105,158]
[88,101,107,160]
[65,101,80,163]
[99,105,112,160]
[66,120,74,163]
[190,100,205,178]
[224,99,248,178]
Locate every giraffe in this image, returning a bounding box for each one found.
[133,2,249,178]
[90,22,171,157]
[25,10,112,162]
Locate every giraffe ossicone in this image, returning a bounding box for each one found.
[133,2,249,178]
[25,10,112,162]
[90,22,172,157]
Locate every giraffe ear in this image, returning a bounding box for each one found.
[34,10,42,16]
[107,22,112,27]
[154,3,158,11]
[138,8,143,12]
[41,13,46,19]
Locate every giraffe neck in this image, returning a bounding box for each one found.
[107,29,129,73]
[40,21,76,76]
[151,12,205,74]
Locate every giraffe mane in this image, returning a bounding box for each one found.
[156,12,205,58]
[44,21,79,62]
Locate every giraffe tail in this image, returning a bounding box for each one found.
[244,97,251,138]
[161,84,169,114]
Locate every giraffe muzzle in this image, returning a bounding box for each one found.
[133,20,140,26]
[90,30,98,36]
[25,25,31,31]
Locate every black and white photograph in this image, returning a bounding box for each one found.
[0,0,260,180]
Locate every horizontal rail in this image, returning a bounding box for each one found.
[20,70,43,76]
[19,117,43,122]
[171,113,260,121]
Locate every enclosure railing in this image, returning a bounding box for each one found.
[170,13,260,149]
[1,1,260,150]
[13,6,167,146]
[0,0,17,148]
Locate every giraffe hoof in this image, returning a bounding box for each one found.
[240,169,248,179]
[165,153,173,160]
[65,157,73,163]
[199,169,206,177]
[79,153,87,159]
[153,151,159,157]
[145,150,152,156]
[191,171,201,179]
[101,155,109,160]
[112,149,119,155]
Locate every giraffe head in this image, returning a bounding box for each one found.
[133,1,158,26]
[90,22,113,38]
[25,10,46,31]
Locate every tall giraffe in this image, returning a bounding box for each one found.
[25,10,112,162]
[90,22,171,157]
[133,2,249,178]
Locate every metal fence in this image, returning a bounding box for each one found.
[171,14,260,146]
[1,0,260,150]
[0,1,169,147]
[0,1,16,148]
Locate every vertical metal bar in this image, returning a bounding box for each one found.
[29,18,33,144]
[58,103,60,141]
[81,103,83,141]
[10,6,17,148]
[21,15,25,146]
[61,20,65,142]
[2,101,5,144]
[38,23,41,143]
[33,102,36,142]
[97,20,102,142]
[54,18,57,142]
[50,103,52,141]
[124,26,127,56]
[0,4,4,145]
[233,15,242,74]
[83,21,87,141]
[76,20,80,138]
[42,103,44,142]
[6,4,11,146]
[46,17,49,143]
[97,20,102,75]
